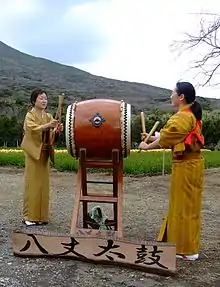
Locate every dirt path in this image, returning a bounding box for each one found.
[0,167,219,287]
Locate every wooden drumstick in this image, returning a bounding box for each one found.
[55,93,65,121]
[51,94,64,144]
[143,121,160,143]
[139,120,160,153]
[140,111,146,137]
[138,111,146,153]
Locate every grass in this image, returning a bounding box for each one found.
[0,148,219,176]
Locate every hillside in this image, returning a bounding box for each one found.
[0,40,219,117]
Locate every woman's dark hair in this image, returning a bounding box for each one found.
[176,81,202,120]
[30,89,48,106]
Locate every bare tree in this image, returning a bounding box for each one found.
[171,13,220,87]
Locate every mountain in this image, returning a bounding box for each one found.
[0,40,219,117]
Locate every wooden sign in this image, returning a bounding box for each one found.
[13,231,176,277]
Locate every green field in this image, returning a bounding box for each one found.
[0,149,219,175]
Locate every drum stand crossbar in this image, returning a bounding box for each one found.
[70,148,124,238]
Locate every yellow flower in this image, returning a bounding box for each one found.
[0,149,23,153]
[0,148,211,154]
[131,149,171,153]
[130,148,210,153]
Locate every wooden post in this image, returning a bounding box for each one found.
[70,148,124,238]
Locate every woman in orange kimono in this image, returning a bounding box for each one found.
[21,89,63,226]
[139,82,204,261]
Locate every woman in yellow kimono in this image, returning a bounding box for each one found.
[139,82,204,261]
[21,89,63,226]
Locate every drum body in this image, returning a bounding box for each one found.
[65,99,131,159]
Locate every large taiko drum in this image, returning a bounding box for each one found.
[65,99,131,159]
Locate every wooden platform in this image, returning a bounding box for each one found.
[70,149,124,238]
[13,231,176,277]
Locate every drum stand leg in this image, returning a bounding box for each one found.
[70,148,123,238]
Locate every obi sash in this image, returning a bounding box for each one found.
[183,109,204,146]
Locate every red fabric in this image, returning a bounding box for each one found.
[183,109,204,146]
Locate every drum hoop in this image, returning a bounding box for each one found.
[126,103,131,156]
[120,101,131,158]
[120,101,125,156]
[65,103,76,157]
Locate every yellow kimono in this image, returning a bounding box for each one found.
[21,107,54,223]
[157,105,204,255]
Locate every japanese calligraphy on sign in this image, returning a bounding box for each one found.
[12,231,176,276]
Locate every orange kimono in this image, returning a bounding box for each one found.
[157,104,204,255]
[21,108,54,223]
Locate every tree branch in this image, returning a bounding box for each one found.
[171,13,220,87]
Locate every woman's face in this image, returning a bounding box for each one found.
[170,88,184,107]
[34,93,48,110]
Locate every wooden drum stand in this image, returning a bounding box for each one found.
[65,99,131,239]
[70,148,124,238]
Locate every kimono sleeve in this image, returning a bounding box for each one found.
[159,112,193,149]
[25,112,44,132]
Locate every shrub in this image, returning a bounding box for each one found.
[0,148,219,176]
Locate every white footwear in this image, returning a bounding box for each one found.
[176,254,199,261]
[23,220,36,226]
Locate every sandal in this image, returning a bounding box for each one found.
[22,220,36,226]
[176,254,199,261]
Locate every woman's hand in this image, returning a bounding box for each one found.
[54,123,63,134]
[138,141,149,150]
[49,119,59,128]
[141,132,148,141]
[42,119,58,131]
[155,131,160,139]
[55,123,63,134]
[141,133,156,142]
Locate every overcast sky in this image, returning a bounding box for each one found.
[0,0,220,99]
